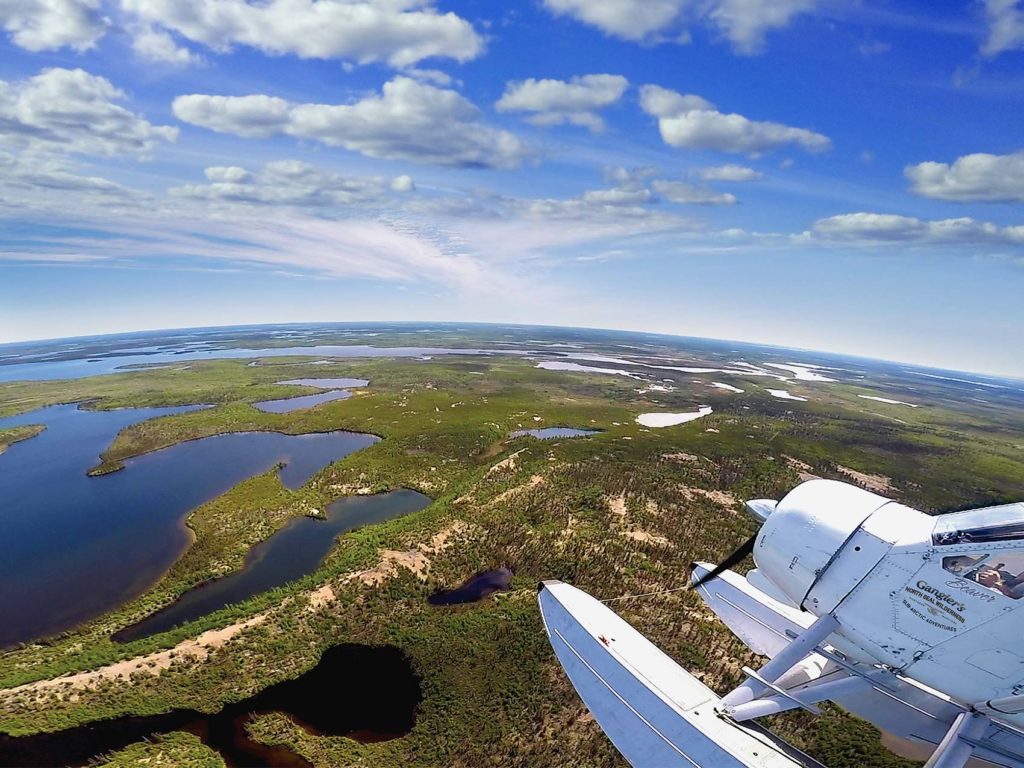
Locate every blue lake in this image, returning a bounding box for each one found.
[276,378,370,388]
[252,378,370,413]
[508,427,599,439]
[0,404,378,648]
[114,489,431,642]
[253,389,353,413]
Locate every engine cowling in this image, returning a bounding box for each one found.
[754,479,901,610]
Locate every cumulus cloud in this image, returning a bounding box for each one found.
[0,0,105,51]
[173,77,530,169]
[653,179,736,205]
[905,151,1024,202]
[542,0,816,54]
[495,74,629,132]
[697,164,762,181]
[982,0,1024,57]
[130,24,202,65]
[812,212,1024,245]
[172,160,413,207]
[0,67,178,157]
[639,84,829,155]
[122,0,483,67]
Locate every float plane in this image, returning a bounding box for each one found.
[539,479,1024,767]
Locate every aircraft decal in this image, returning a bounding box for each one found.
[901,581,967,633]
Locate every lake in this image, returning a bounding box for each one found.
[115,489,432,642]
[0,344,492,382]
[508,427,599,439]
[253,389,353,413]
[252,378,370,413]
[0,404,378,648]
[0,643,421,767]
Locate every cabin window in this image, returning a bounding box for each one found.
[932,502,1024,546]
[942,552,1024,599]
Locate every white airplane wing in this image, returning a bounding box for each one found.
[693,564,1024,768]
[538,580,825,768]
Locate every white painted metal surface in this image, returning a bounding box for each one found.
[755,480,891,608]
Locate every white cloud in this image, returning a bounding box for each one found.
[495,74,629,132]
[173,77,530,169]
[122,0,483,67]
[172,160,412,207]
[653,179,736,205]
[541,0,816,53]
[905,151,1024,202]
[697,164,762,181]
[391,174,415,192]
[130,24,202,65]
[812,212,1024,245]
[0,67,178,157]
[639,84,830,155]
[638,85,712,117]
[706,0,816,54]
[581,187,653,205]
[981,0,1024,57]
[0,0,105,51]
[0,150,133,200]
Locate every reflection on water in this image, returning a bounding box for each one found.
[428,568,513,606]
[115,490,432,643]
[277,378,370,388]
[0,644,422,767]
[0,403,378,648]
[253,389,353,413]
[252,378,370,413]
[508,427,599,440]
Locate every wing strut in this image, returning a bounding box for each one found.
[924,712,991,768]
[719,613,839,711]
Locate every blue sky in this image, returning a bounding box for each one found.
[1,0,1023,376]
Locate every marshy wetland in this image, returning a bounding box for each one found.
[0,323,1022,768]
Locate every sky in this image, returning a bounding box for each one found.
[0,0,1023,377]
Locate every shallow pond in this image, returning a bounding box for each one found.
[508,427,599,439]
[0,643,421,767]
[115,490,432,642]
[428,568,513,606]
[0,404,378,648]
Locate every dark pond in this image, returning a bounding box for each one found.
[508,427,599,439]
[115,490,432,643]
[428,568,514,606]
[253,389,353,413]
[0,404,379,648]
[0,643,421,767]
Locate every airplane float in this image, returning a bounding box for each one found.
[538,479,1024,767]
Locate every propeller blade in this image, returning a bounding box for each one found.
[689,534,756,590]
